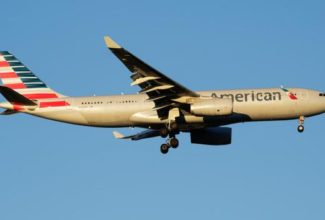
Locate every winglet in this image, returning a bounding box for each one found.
[104,36,121,49]
[113,131,125,139]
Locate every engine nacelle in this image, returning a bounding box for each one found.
[190,127,232,145]
[190,98,233,116]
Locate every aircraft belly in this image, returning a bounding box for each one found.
[233,101,298,120]
[29,108,89,125]
[130,110,165,124]
[78,103,151,127]
[79,108,129,126]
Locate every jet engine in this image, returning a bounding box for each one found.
[190,98,233,116]
[190,127,232,145]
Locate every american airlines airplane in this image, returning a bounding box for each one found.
[1,36,325,154]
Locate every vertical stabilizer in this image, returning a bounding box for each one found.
[0,51,64,100]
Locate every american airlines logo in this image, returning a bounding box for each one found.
[211,91,282,102]
[281,87,298,100]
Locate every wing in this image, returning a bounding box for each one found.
[113,129,161,141]
[104,36,199,119]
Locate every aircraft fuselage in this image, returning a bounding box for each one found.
[3,87,324,129]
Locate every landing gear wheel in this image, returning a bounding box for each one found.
[160,144,169,154]
[298,125,304,133]
[160,127,169,138]
[297,116,305,133]
[169,137,179,149]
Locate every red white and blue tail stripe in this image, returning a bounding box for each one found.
[0,51,63,100]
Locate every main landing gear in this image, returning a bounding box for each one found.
[159,122,180,154]
[297,116,305,133]
[160,137,179,154]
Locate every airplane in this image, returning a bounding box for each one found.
[1,36,325,154]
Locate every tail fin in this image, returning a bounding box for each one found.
[0,51,63,100]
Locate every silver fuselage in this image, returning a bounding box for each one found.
[2,88,325,129]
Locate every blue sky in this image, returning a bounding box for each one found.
[1,0,325,219]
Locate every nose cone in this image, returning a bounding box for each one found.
[322,99,325,113]
[317,92,325,113]
[303,90,325,116]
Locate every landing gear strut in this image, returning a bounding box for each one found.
[170,121,179,132]
[160,122,178,136]
[297,116,305,133]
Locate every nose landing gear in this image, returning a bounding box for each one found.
[297,116,305,133]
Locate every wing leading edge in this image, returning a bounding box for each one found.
[104,36,199,119]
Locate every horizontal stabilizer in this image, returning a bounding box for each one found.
[0,109,18,115]
[0,86,37,106]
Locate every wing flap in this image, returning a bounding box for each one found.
[131,76,160,86]
[140,85,174,94]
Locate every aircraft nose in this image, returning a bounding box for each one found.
[321,93,325,112]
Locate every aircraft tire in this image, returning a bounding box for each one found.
[170,137,179,149]
[160,144,169,154]
[160,127,169,138]
[298,125,304,133]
